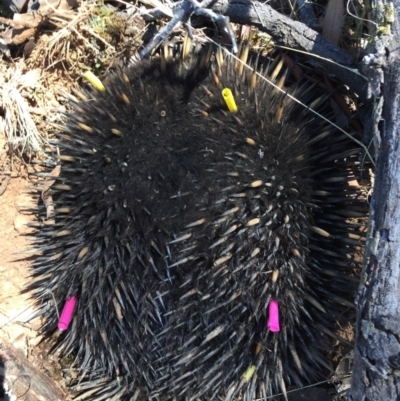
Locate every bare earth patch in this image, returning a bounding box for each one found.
[0,158,69,400]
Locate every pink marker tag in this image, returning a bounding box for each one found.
[58,295,77,331]
[267,299,280,332]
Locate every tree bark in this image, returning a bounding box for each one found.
[349,0,400,399]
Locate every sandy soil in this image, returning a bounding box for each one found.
[0,173,36,347]
[0,150,68,400]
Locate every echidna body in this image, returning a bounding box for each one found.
[30,45,367,400]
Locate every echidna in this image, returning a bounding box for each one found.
[29,42,369,401]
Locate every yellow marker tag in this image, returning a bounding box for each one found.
[222,88,238,113]
[241,365,256,382]
[83,71,106,93]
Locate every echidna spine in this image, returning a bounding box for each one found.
[28,43,369,401]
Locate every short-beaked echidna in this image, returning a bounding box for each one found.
[29,43,369,401]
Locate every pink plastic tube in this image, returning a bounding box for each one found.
[267,299,280,332]
[58,295,77,331]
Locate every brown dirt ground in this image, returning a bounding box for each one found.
[0,166,36,348]
[0,135,69,399]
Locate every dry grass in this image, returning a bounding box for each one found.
[0,64,47,158]
[0,0,145,159]
[25,0,144,74]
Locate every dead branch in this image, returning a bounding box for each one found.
[349,0,400,398]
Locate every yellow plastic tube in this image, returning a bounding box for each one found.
[241,365,256,382]
[83,71,106,93]
[222,88,238,113]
